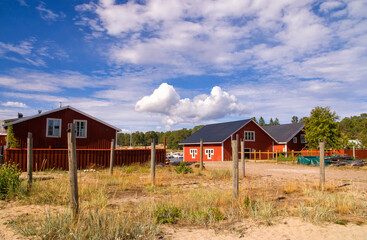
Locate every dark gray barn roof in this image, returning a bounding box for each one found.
[262,122,304,143]
[180,119,252,144]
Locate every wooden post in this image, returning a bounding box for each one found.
[292,150,295,164]
[276,151,278,164]
[151,139,156,186]
[0,144,4,165]
[353,146,355,159]
[232,135,239,199]
[27,132,33,192]
[110,139,115,175]
[259,150,261,161]
[200,138,204,170]
[241,139,245,178]
[67,123,79,218]
[267,150,269,160]
[254,150,256,162]
[319,140,325,190]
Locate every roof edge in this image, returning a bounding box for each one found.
[283,124,305,143]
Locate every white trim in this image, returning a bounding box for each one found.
[244,131,255,141]
[73,119,87,138]
[5,105,121,132]
[190,148,198,159]
[221,142,224,162]
[300,134,306,144]
[205,149,214,159]
[46,118,62,138]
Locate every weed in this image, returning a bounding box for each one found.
[174,162,193,174]
[154,203,181,224]
[0,163,21,199]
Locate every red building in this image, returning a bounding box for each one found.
[180,119,277,161]
[262,122,305,153]
[3,106,121,149]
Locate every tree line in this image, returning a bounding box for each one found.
[117,125,204,150]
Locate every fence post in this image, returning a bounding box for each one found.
[267,150,269,160]
[353,146,355,159]
[241,139,245,178]
[67,123,79,219]
[319,140,325,191]
[109,139,115,175]
[276,151,278,164]
[27,132,33,192]
[151,139,156,186]
[200,138,204,170]
[292,150,295,164]
[0,144,4,165]
[254,150,256,163]
[259,150,261,161]
[232,135,239,200]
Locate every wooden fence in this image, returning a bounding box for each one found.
[237,149,367,163]
[3,148,166,172]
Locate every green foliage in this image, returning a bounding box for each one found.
[174,161,193,174]
[304,106,344,149]
[252,117,258,123]
[292,116,299,123]
[339,113,367,148]
[6,125,19,148]
[154,204,181,224]
[117,125,204,150]
[259,116,265,126]
[274,118,280,125]
[0,163,21,199]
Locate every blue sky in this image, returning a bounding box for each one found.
[0,0,366,132]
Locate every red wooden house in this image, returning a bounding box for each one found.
[262,122,305,153]
[180,119,277,161]
[3,106,121,149]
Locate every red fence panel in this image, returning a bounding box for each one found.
[3,148,166,172]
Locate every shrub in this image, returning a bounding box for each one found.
[0,163,22,199]
[154,204,181,224]
[174,162,193,174]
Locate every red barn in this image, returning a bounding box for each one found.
[262,123,305,153]
[3,106,121,149]
[180,119,277,162]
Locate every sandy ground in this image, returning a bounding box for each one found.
[1,162,367,240]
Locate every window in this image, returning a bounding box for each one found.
[46,118,61,137]
[244,131,255,141]
[74,120,87,138]
[300,134,306,144]
[293,137,297,143]
[205,149,214,159]
[190,149,197,159]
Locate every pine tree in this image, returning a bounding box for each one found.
[259,117,265,126]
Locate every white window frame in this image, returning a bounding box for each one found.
[300,134,306,144]
[293,137,297,143]
[190,149,198,159]
[244,131,255,141]
[46,118,62,138]
[205,149,214,159]
[74,120,87,138]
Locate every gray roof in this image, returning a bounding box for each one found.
[180,119,252,144]
[262,122,304,143]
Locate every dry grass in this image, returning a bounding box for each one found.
[5,164,367,239]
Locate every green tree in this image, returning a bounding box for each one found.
[339,113,367,148]
[274,118,280,125]
[259,117,265,126]
[291,116,299,123]
[251,117,258,124]
[6,125,19,149]
[304,106,344,149]
[269,118,274,126]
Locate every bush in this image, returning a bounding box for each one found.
[154,204,181,224]
[0,163,22,199]
[174,162,193,174]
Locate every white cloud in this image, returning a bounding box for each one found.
[135,83,247,126]
[36,2,66,22]
[1,101,27,108]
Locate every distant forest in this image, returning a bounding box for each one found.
[117,113,367,150]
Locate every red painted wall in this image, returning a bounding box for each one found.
[184,144,222,162]
[286,131,306,151]
[0,135,6,147]
[223,121,275,161]
[11,108,117,149]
